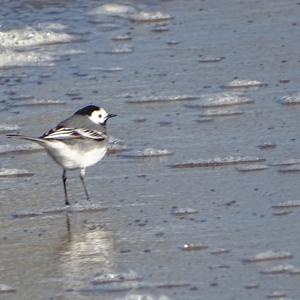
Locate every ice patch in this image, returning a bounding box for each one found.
[242,250,293,263]
[122,148,173,158]
[222,79,267,89]
[89,4,172,22]
[280,92,300,105]
[0,168,34,178]
[171,156,265,168]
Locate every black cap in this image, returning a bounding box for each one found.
[75,105,100,116]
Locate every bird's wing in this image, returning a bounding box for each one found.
[41,127,106,141]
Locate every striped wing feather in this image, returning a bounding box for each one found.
[41,127,106,141]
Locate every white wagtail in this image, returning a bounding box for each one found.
[8,105,116,205]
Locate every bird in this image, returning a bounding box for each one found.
[7,105,117,206]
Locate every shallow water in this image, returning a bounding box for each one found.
[1,0,300,299]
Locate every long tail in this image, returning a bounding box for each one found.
[7,134,46,144]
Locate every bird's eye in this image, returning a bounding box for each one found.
[98,114,102,118]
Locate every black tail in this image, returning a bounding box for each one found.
[7,134,46,144]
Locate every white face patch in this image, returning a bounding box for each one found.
[89,108,109,125]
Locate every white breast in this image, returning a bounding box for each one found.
[80,146,107,168]
[44,141,107,170]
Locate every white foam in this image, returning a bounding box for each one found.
[0,284,16,293]
[271,158,300,166]
[261,264,295,274]
[195,92,254,108]
[278,165,300,173]
[198,108,244,117]
[115,295,170,300]
[0,27,76,48]
[243,250,293,263]
[131,11,172,22]
[210,248,230,255]
[11,99,66,107]
[38,22,68,31]
[0,26,79,69]
[12,204,107,218]
[171,156,265,168]
[112,34,132,41]
[266,291,287,298]
[236,164,268,172]
[0,50,55,68]
[92,270,141,285]
[198,56,224,63]
[257,143,277,150]
[0,143,43,155]
[223,79,266,89]
[122,148,173,158]
[106,45,133,54]
[108,136,128,153]
[89,66,123,72]
[171,208,199,216]
[89,4,172,22]
[280,92,300,105]
[127,95,198,104]
[180,243,208,251]
[272,200,300,209]
[0,168,34,177]
[0,124,20,133]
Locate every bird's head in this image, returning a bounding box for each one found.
[75,105,117,126]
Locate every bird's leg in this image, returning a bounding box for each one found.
[62,170,70,206]
[80,168,90,201]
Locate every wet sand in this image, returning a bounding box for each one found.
[1,0,300,299]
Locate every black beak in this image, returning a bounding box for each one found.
[107,113,117,119]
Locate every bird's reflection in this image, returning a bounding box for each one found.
[57,213,115,287]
